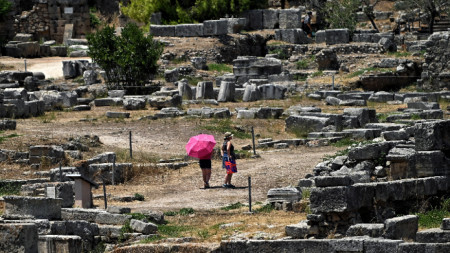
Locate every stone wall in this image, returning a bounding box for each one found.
[419,32,450,90]
[12,0,90,43]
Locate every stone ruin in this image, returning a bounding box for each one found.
[258,119,450,252]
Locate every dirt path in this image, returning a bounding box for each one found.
[0,56,91,79]
[9,110,339,212]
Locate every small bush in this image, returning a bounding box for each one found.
[0,182,22,196]
[130,213,148,221]
[301,189,311,199]
[221,202,245,211]
[311,71,323,78]
[134,193,145,201]
[164,211,178,216]
[255,204,274,213]
[179,207,195,216]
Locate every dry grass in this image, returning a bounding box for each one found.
[153,208,306,243]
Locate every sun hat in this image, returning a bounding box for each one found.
[224,132,233,138]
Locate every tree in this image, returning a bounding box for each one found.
[87,23,164,89]
[121,0,267,25]
[398,0,449,33]
[0,0,12,20]
[360,0,380,32]
[323,0,359,34]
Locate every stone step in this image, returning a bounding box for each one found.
[416,228,450,243]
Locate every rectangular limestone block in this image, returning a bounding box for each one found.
[3,196,62,220]
[38,235,82,253]
[0,223,38,253]
[175,24,204,37]
[150,25,175,37]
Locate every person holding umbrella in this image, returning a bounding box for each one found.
[185,134,216,189]
[221,132,236,188]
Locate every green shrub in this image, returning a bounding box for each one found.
[89,7,101,28]
[134,193,145,201]
[324,0,359,35]
[87,23,163,89]
[0,182,22,196]
[0,0,12,20]
[311,71,323,78]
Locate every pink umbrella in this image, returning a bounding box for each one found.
[185,134,216,159]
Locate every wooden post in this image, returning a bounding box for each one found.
[248,177,252,213]
[112,155,116,186]
[129,131,133,159]
[251,127,256,155]
[24,59,27,72]
[59,162,62,182]
[102,178,107,210]
[332,74,335,90]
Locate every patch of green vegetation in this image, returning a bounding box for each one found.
[118,220,133,242]
[134,193,145,201]
[0,182,22,196]
[130,213,148,221]
[268,48,288,60]
[331,138,360,148]
[158,223,193,238]
[89,7,101,28]
[301,189,311,199]
[208,63,232,73]
[323,148,351,161]
[221,202,246,211]
[39,111,57,123]
[0,131,19,144]
[198,119,251,139]
[164,211,178,216]
[255,204,274,213]
[184,75,203,86]
[73,76,85,84]
[377,113,388,122]
[197,229,211,239]
[387,51,411,57]
[346,67,392,79]
[311,70,323,78]
[296,55,315,70]
[140,235,164,243]
[235,150,252,159]
[179,207,195,216]
[90,242,106,253]
[288,125,315,138]
[171,57,188,64]
[410,114,421,120]
[417,198,450,229]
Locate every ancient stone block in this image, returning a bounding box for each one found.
[348,142,391,161]
[38,235,82,253]
[130,219,157,235]
[150,25,175,37]
[346,223,384,237]
[416,228,450,243]
[0,223,38,253]
[325,29,350,45]
[175,24,204,37]
[279,9,302,29]
[285,115,332,134]
[316,49,339,70]
[384,215,418,240]
[203,20,228,36]
[314,176,353,187]
[415,151,449,177]
[95,213,131,225]
[3,196,62,220]
[414,120,450,152]
[123,97,146,110]
[217,81,235,102]
[310,186,350,212]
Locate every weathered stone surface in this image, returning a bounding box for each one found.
[106,111,130,118]
[414,120,450,152]
[416,228,450,243]
[150,25,175,37]
[164,68,179,82]
[267,187,301,205]
[384,215,418,240]
[98,224,122,238]
[275,29,311,44]
[348,142,391,161]
[95,213,132,225]
[217,81,235,102]
[314,176,353,187]
[325,29,350,45]
[316,49,339,70]
[38,235,82,253]
[0,119,16,130]
[343,108,377,127]
[382,130,409,141]
[148,95,182,109]
[285,221,311,239]
[203,20,227,36]
[346,223,384,237]
[414,151,449,177]
[175,24,204,37]
[285,115,332,133]
[178,79,193,100]
[3,196,62,220]
[61,208,105,222]
[130,219,157,235]
[442,218,450,230]
[279,9,302,29]
[107,206,131,214]
[190,57,208,70]
[310,186,350,212]
[398,242,450,253]
[50,220,99,251]
[95,97,123,107]
[0,223,38,253]
[123,97,146,110]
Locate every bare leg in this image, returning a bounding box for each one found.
[202,169,209,185]
[205,169,211,184]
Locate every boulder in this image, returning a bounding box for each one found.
[123,97,146,110]
[316,49,339,70]
[130,219,157,235]
[384,215,418,240]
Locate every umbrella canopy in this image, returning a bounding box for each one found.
[185,134,216,159]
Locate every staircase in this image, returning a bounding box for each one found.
[419,13,450,33]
